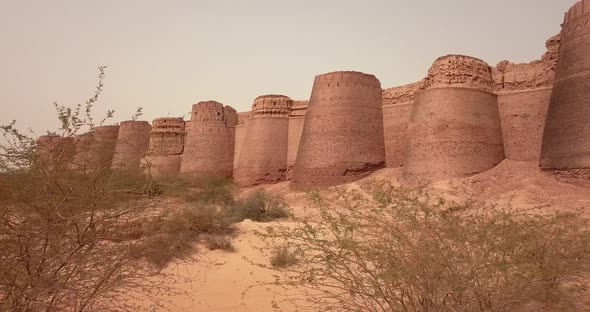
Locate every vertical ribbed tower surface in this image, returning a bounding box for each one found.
[541,0,590,169]
[291,71,385,189]
[92,125,120,169]
[233,111,251,171]
[70,133,95,172]
[145,117,185,177]
[235,95,292,186]
[180,101,237,178]
[287,100,309,170]
[403,55,505,184]
[382,80,425,168]
[111,121,152,172]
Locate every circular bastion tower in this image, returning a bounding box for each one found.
[291,71,386,189]
[541,0,590,169]
[403,55,505,184]
[111,121,152,172]
[70,133,95,172]
[35,135,75,171]
[91,125,120,170]
[235,95,292,186]
[145,117,186,177]
[36,135,58,168]
[180,101,237,178]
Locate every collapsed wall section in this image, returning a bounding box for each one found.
[403,55,505,184]
[235,95,292,186]
[145,117,185,177]
[111,121,152,172]
[382,80,424,168]
[291,71,385,189]
[180,101,237,178]
[493,34,561,161]
[542,0,590,169]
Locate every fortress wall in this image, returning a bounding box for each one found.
[145,117,185,177]
[291,71,385,189]
[287,100,309,169]
[36,135,57,168]
[36,135,75,170]
[235,95,292,186]
[111,121,152,172]
[233,112,250,171]
[180,101,237,178]
[71,133,95,172]
[542,0,590,169]
[403,55,505,184]
[91,125,119,169]
[496,89,553,161]
[382,80,424,168]
[493,35,560,161]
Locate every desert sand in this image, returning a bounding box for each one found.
[142,159,590,311]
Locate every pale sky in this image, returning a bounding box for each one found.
[0,0,577,135]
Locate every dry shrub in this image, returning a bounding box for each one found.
[227,190,290,222]
[202,234,235,251]
[270,246,298,268]
[260,188,590,312]
[0,67,180,311]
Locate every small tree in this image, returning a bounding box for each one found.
[259,187,590,312]
[0,67,171,311]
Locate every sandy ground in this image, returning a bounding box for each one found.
[142,160,590,311]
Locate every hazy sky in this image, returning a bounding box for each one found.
[0,0,577,134]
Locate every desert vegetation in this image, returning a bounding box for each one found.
[259,187,590,312]
[0,67,289,311]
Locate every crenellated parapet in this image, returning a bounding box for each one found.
[403,55,504,184]
[148,117,185,156]
[313,71,381,88]
[191,101,229,124]
[289,100,309,117]
[151,117,185,134]
[181,100,236,178]
[292,71,385,189]
[234,95,293,186]
[251,95,292,117]
[561,0,590,44]
[424,55,493,92]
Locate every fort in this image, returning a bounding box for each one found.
[542,0,590,170]
[145,117,186,177]
[180,101,237,178]
[42,1,589,188]
[112,121,152,172]
[403,55,505,184]
[235,95,292,186]
[292,71,386,189]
